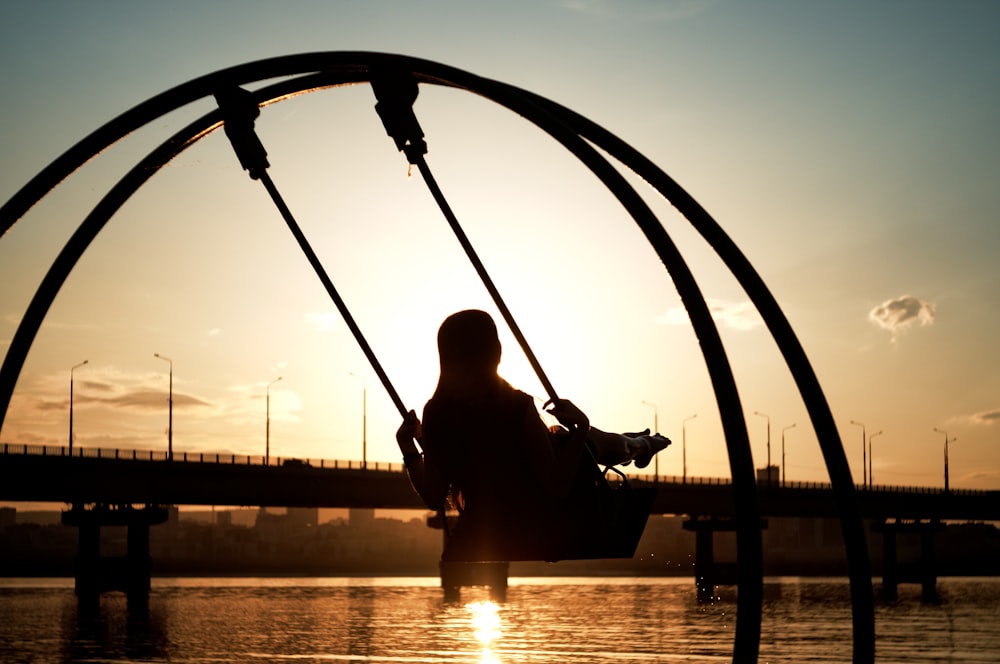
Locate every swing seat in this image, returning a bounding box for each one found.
[441,466,656,563]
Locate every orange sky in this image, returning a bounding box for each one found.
[1,2,998,507]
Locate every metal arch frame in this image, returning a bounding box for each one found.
[0,52,873,662]
[511,86,875,658]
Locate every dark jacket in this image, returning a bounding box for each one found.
[421,379,558,560]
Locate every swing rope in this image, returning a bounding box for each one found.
[212,76,647,561]
[214,86,409,419]
[372,70,561,406]
[371,70,622,495]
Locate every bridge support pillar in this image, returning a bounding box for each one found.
[683,516,767,602]
[873,519,945,602]
[61,503,169,602]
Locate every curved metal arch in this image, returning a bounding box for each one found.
[0,52,873,662]
[542,97,876,659]
[488,83,874,661]
[403,77,764,659]
[0,71,351,430]
[0,58,764,661]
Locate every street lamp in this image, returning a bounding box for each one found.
[754,411,771,484]
[349,372,367,469]
[781,423,796,487]
[850,420,866,488]
[933,428,956,492]
[154,353,173,461]
[868,430,883,487]
[682,413,697,484]
[69,360,88,454]
[641,400,658,479]
[266,376,282,466]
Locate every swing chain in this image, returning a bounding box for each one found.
[371,69,428,164]
[213,83,410,419]
[370,69,561,405]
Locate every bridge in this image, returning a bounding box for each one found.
[3,442,999,602]
[2,442,997,520]
[0,444,422,509]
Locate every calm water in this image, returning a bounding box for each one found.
[1,577,998,663]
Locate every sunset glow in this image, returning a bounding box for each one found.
[1,2,998,508]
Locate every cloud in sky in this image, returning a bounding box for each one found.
[32,366,212,414]
[304,312,339,332]
[868,295,935,339]
[970,409,1000,426]
[37,387,211,412]
[79,379,114,393]
[78,389,212,411]
[657,298,764,332]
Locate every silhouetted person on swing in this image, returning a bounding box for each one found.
[396,309,669,562]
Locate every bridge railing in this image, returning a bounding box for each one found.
[0,442,404,473]
[1,442,989,496]
[622,470,988,497]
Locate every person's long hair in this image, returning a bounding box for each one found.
[433,309,502,399]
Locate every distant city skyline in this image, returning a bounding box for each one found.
[3,503,998,578]
[1,2,998,508]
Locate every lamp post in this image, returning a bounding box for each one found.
[154,353,173,461]
[349,372,367,469]
[781,423,796,487]
[266,376,282,466]
[933,428,956,492]
[682,413,697,484]
[69,360,88,454]
[754,411,771,484]
[868,430,883,487]
[641,400,659,479]
[850,420,866,488]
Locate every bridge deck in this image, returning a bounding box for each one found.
[1,444,998,521]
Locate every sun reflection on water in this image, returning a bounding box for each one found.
[467,600,502,663]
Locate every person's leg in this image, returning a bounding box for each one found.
[586,428,632,466]
[587,428,671,468]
